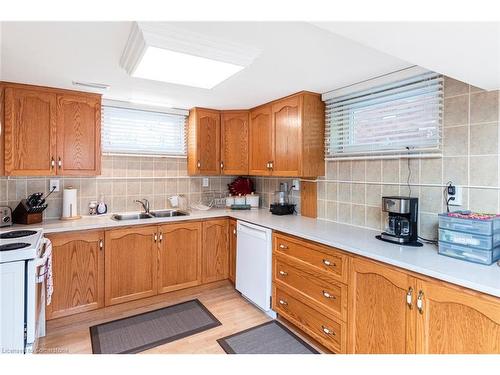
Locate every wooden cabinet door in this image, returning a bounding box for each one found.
[201,219,229,283]
[158,222,201,294]
[46,231,104,319]
[348,257,416,354]
[221,111,248,175]
[4,87,57,175]
[249,105,273,176]
[56,94,101,176]
[104,226,158,306]
[272,96,302,176]
[415,279,500,353]
[228,219,237,284]
[197,109,220,175]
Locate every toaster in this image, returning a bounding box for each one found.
[0,206,13,227]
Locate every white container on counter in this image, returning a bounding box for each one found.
[234,195,246,205]
[225,196,235,207]
[245,193,260,209]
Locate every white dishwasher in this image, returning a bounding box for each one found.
[236,221,276,318]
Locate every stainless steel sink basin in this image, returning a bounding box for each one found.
[150,210,189,218]
[111,213,153,221]
[111,210,189,221]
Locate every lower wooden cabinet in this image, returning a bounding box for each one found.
[415,278,500,354]
[228,219,237,284]
[348,257,416,354]
[158,222,202,294]
[202,219,229,283]
[104,226,158,306]
[45,230,104,319]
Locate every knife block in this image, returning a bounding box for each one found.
[12,199,46,224]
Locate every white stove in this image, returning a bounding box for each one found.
[0,228,47,354]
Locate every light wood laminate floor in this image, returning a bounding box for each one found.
[38,280,319,354]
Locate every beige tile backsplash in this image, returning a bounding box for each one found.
[1,156,235,219]
[317,76,500,239]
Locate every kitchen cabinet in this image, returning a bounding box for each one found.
[56,93,101,176]
[158,221,202,294]
[249,104,273,176]
[221,111,249,175]
[201,219,229,283]
[1,82,101,176]
[187,107,221,175]
[3,85,57,176]
[104,226,158,306]
[228,219,237,284]
[45,230,104,320]
[415,278,500,353]
[348,257,416,354]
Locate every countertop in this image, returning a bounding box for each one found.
[6,208,500,298]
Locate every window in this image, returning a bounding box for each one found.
[102,105,187,156]
[324,71,443,159]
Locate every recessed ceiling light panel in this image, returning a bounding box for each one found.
[120,22,260,89]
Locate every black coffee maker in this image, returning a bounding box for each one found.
[377,196,422,246]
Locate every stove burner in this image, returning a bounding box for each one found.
[0,230,38,239]
[0,242,31,251]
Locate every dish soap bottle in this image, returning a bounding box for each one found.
[97,194,108,215]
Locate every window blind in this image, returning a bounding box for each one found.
[102,106,187,156]
[324,72,443,159]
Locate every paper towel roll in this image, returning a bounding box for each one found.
[62,187,80,219]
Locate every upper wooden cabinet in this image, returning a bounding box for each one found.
[249,104,273,176]
[187,91,325,177]
[221,111,249,175]
[1,82,101,176]
[45,230,104,320]
[56,94,101,176]
[187,108,221,175]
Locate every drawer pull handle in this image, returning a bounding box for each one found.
[322,290,336,299]
[279,244,288,250]
[321,325,335,336]
[279,270,288,276]
[279,299,288,306]
[322,259,336,267]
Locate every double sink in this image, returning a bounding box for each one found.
[111,209,189,221]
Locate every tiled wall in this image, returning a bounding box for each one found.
[252,177,301,214]
[0,156,235,219]
[317,76,500,239]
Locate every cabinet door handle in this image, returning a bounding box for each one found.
[279,244,288,250]
[58,157,62,169]
[197,160,201,169]
[159,232,163,243]
[233,229,236,235]
[321,325,335,336]
[50,157,55,169]
[266,162,270,169]
[322,259,336,267]
[322,290,336,299]
[99,239,103,251]
[417,290,424,314]
[279,270,288,276]
[220,161,224,170]
[278,299,288,306]
[406,287,413,309]
[153,233,158,243]
[269,161,274,169]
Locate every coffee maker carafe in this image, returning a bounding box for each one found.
[377,196,421,246]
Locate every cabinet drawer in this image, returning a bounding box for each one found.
[274,287,346,353]
[274,233,348,283]
[274,258,347,321]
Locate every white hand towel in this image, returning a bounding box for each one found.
[38,238,54,306]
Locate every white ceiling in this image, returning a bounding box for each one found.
[313,22,500,91]
[0,22,412,110]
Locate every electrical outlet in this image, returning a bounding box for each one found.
[292,179,300,191]
[202,177,209,187]
[49,179,60,192]
[448,185,463,206]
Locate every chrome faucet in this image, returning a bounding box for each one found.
[135,199,150,214]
